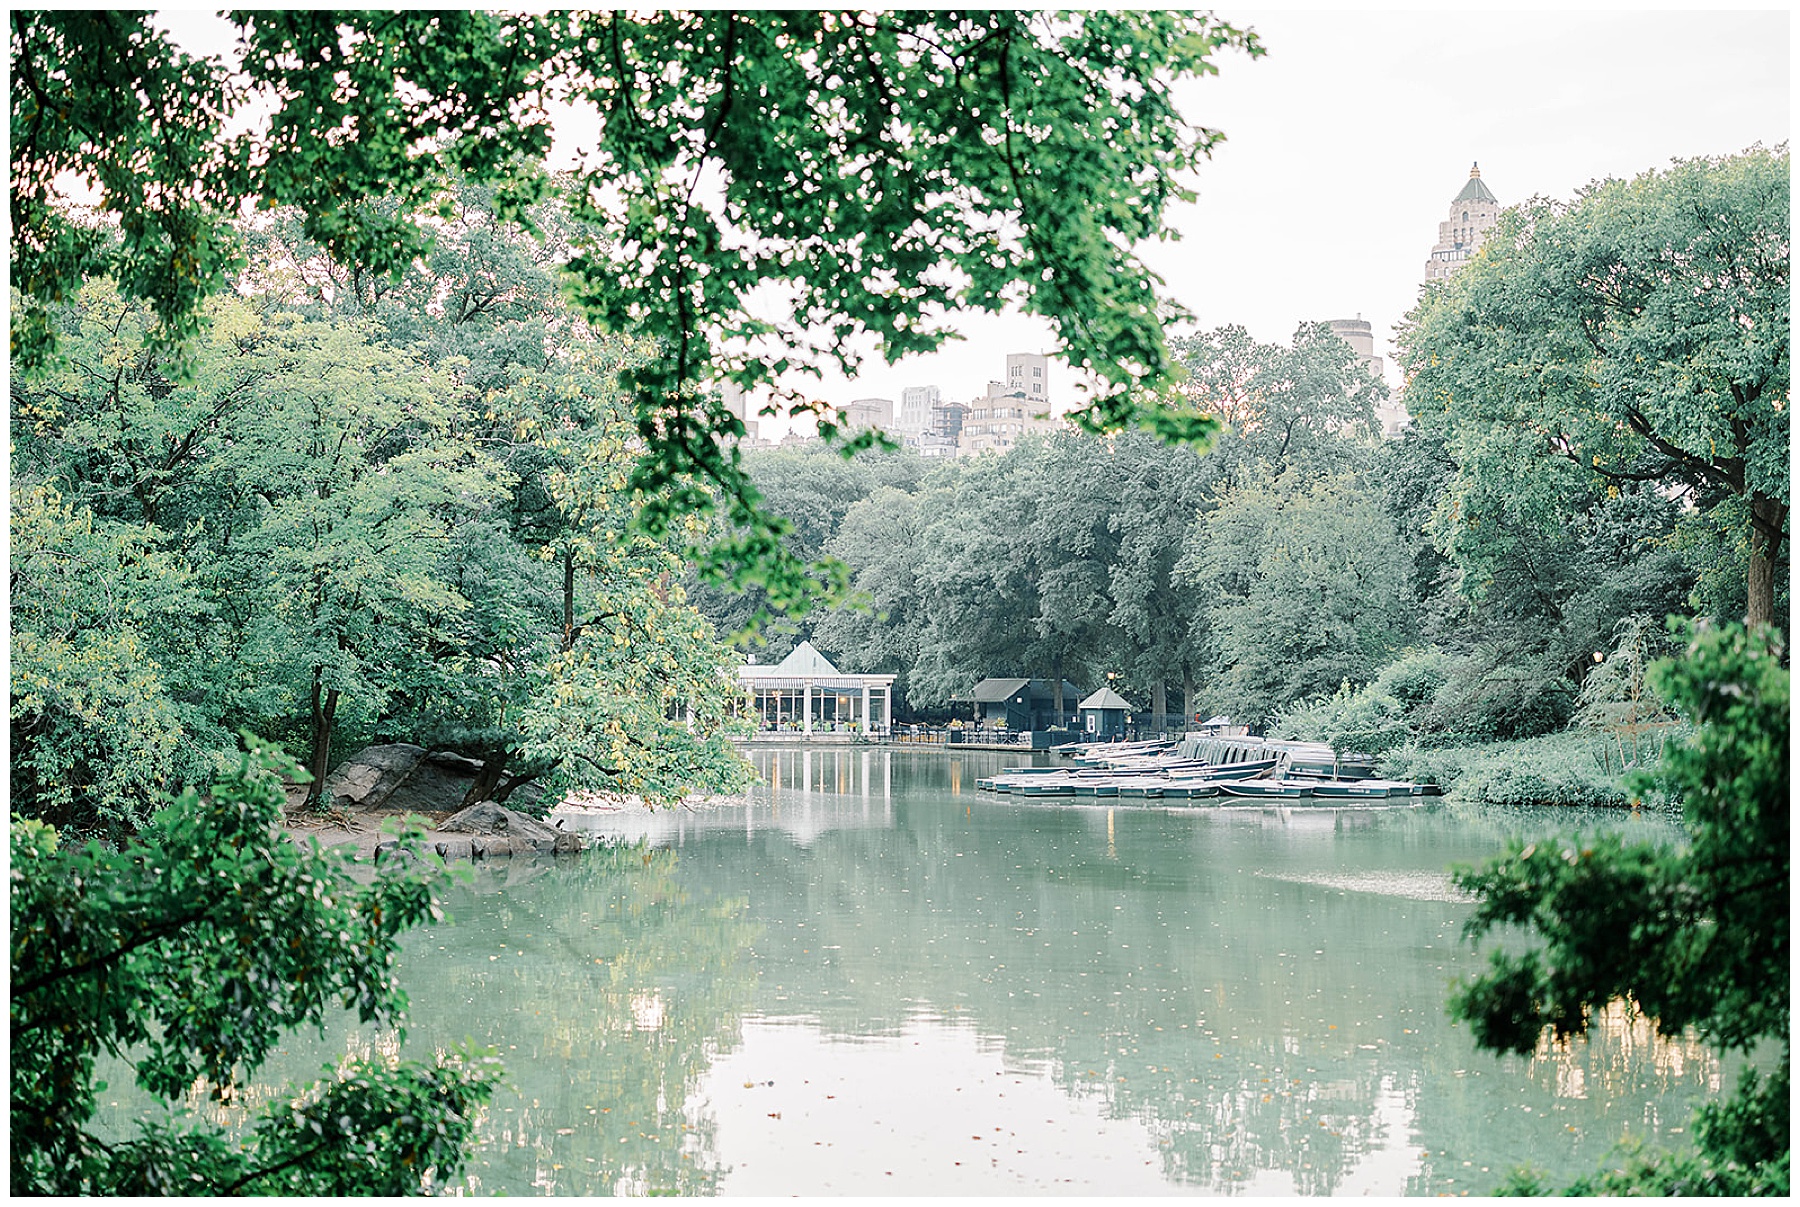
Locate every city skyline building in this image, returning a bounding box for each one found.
[898,385,941,435]
[844,396,895,434]
[719,381,763,446]
[958,355,1059,455]
[1326,316,1409,438]
[1423,162,1501,283]
[1004,352,1051,411]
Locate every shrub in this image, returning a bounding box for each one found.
[1379,730,1642,808]
[10,737,502,1194]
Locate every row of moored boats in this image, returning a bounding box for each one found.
[974,735,1442,805]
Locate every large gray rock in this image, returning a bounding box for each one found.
[381,752,484,816]
[437,801,565,852]
[321,744,427,811]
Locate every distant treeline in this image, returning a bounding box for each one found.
[702,144,1789,752]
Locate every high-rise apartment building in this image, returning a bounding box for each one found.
[1423,163,1501,283]
[898,385,940,435]
[719,381,765,445]
[958,355,1060,455]
[1327,318,1383,379]
[845,397,895,433]
[1328,317,1411,439]
[920,400,969,457]
[1005,352,1050,410]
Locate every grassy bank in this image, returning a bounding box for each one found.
[1377,728,1688,809]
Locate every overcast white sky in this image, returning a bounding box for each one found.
[159,7,1789,424]
[820,7,1790,418]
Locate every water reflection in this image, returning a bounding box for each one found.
[554,748,1729,1196]
[108,747,1733,1196]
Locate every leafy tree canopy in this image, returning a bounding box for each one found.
[12,9,1262,613]
[1401,147,1789,628]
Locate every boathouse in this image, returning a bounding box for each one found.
[961,677,1083,730]
[738,641,896,736]
[1076,687,1133,740]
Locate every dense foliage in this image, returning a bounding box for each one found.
[11,200,755,830]
[12,10,1264,610]
[1401,147,1789,629]
[11,13,1269,1192]
[10,741,503,1194]
[9,13,1787,1193]
[725,297,1777,741]
[1450,623,1788,1194]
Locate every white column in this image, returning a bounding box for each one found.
[861,683,871,734]
[803,680,813,735]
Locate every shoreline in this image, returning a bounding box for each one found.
[280,789,744,863]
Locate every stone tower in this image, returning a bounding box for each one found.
[1423,163,1501,283]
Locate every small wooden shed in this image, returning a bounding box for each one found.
[1077,687,1133,741]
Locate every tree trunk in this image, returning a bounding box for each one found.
[305,680,341,806]
[1151,678,1168,735]
[1182,669,1195,731]
[462,751,514,809]
[562,544,577,652]
[1746,493,1786,630]
[1052,654,1065,725]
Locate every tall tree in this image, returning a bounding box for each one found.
[811,486,934,698]
[1178,465,1417,726]
[1171,320,1386,490]
[9,484,199,838]
[1401,147,1789,629]
[688,442,925,653]
[210,314,503,799]
[1100,432,1215,728]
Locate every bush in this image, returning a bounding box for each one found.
[1449,622,1789,1194]
[1417,649,1577,742]
[1269,681,1410,757]
[1379,730,1644,808]
[10,737,502,1194]
[1269,647,1466,757]
[1372,647,1454,715]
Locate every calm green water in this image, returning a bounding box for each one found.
[107,746,1729,1195]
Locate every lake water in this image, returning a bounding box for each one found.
[110,746,1729,1195]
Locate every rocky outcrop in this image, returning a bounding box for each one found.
[436,801,582,854]
[320,744,427,812]
[381,751,485,815]
[298,746,584,863]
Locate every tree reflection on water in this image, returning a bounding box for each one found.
[423,844,763,1196]
[116,746,1733,1196]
